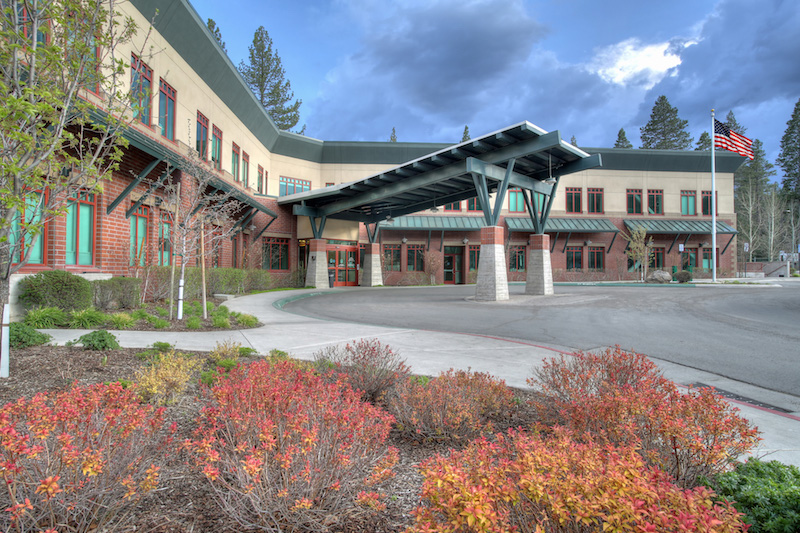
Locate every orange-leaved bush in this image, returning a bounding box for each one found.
[0,382,172,532]
[185,359,397,531]
[409,428,749,533]
[387,369,515,442]
[313,338,410,404]
[528,346,760,487]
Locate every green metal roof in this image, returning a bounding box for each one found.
[583,148,746,174]
[507,217,619,233]
[623,219,738,234]
[379,215,486,231]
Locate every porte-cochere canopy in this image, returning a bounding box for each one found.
[278,121,602,235]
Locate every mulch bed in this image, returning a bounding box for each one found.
[0,344,538,532]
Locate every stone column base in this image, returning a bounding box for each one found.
[525,234,554,295]
[359,243,383,286]
[305,239,330,288]
[475,226,509,301]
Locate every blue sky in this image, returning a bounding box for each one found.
[190,0,799,171]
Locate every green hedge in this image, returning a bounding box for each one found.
[18,271,93,311]
[93,277,142,310]
[134,266,298,301]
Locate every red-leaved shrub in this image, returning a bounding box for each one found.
[0,383,172,532]
[410,428,749,533]
[313,338,410,404]
[528,347,760,487]
[186,359,397,531]
[388,369,515,442]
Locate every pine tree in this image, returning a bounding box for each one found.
[207,19,227,53]
[461,125,471,142]
[570,135,578,146]
[724,110,746,135]
[695,132,711,151]
[777,98,800,200]
[389,127,397,142]
[238,26,302,131]
[640,95,693,150]
[735,139,775,261]
[614,128,633,148]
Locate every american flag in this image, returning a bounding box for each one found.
[714,119,754,160]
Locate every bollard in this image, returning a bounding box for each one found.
[1,303,10,378]
[177,278,184,320]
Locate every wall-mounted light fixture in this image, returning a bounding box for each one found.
[585,240,592,246]
[401,237,408,244]
[462,237,469,245]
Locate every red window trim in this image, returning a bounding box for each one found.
[263,237,290,271]
[627,189,643,215]
[130,204,150,266]
[211,125,222,170]
[68,190,97,267]
[588,246,604,271]
[231,143,240,182]
[467,197,482,212]
[681,190,697,216]
[11,189,48,267]
[701,190,718,216]
[443,201,461,212]
[158,79,176,141]
[566,246,583,271]
[565,187,582,214]
[587,187,603,214]
[257,165,265,194]
[131,53,153,127]
[242,151,250,188]
[508,189,525,213]
[196,111,209,161]
[647,189,664,216]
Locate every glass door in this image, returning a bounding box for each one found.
[444,254,455,284]
[327,246,359,286]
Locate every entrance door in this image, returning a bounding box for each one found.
[443,246,464,284]
[327,247,359,286]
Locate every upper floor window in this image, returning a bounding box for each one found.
[196,112,209,160]
[211,126,222,170]
[66,191,96,266]
[648,189,663,215]
[533,192,546,213]
[565,187,581,214]
[242,152,250,188]
[279,176,310,196]
[587,188,603,214]
[158,79,176,140]
[681,190,696,216]
[443,202,461,212]
[231,143,240,182]
[131,54,152,126]
[508,189,525,213]
[627,189,643,215]
[467,197,482,212]
[257,165,265,194]
[701,191,717,216]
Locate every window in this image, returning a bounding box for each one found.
[231,143,240,182]
[508,189,525,213]
[702,191,717,216]
[10,192,46,265]
[587,188,603,214]
[588,247,603,271]
[158,79,176,140]
[509,245,525,272]
[467,197,482,212]
[565,187,582,214]
[131,54,152,126]
[66,191,96,266]
[469,245,480,271]
[648,190,663,215]
[702,248,717,270]
[263,237,289,270]
[242,152,249,188]
[567,246,583,271]
[158,215,171,266]
[16,5,48,43]
[129,205,149,266]
[681,190,696,216]
[444,202,461,212]
[257,165,265,194]
[196,112,209,160]
[279,176,311,196]
[383,244,401,271]
[326,182,335,187]
[211,126,222,170]
[627,189,643,215]
[681,249,697,270]
[650,247,664,269]
[210,229,222,268]
[407,245,424,271]
[533,192,546,213]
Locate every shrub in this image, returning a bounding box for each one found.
[388,368,515,442]
[107,312,135,329]
[705,459,800,532]
[135,350,201,405]
[152,341,174,352]
[92,276,141,310]
[216,358,238,372]
[211,315,231,328]
[209,339,241,363]
[238,346,258,357]
[155,306,169,317]
[67,307,107,329]
[72,329,120,351]
[200,369,219,386]
[527,347,760,487]
[186,360,397,531]
[151,317,170,329]
[17,270,93,311]
[409,428,748,533]
[9,322,52,348]
[131,308,149,321]
[0,383,172,533]
[186,316,201,329]
[674,269,693,283]
[22,306,67,329]
[235,313,258,327]
[314,339,411,404]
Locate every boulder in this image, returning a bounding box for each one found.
[646,270,672,284]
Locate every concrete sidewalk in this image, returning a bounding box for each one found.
[43,287,800,467]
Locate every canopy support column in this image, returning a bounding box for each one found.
[526,234,553,295]
[475,226,509,301]
[305,238,330,289]
[360,242,383,287]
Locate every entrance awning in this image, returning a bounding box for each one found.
[379,215,486,231]
[507,217,619,233]
[623,219,738,234]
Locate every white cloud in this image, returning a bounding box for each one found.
[589,38,690,89]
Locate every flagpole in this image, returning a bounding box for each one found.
[711,110,717,282]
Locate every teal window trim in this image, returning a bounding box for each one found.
[681,190,696,216]
[508,189,525,213]
[65,192,95,266]
[158,79,176,140]
[279,176,310,196]
[10,191,46,265]
[129,204,149,266]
